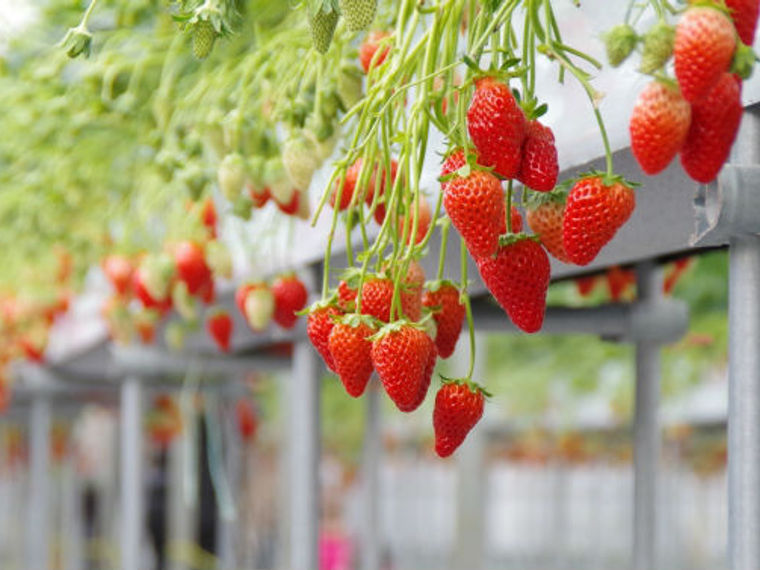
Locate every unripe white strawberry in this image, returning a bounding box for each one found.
[218,153,246,201]
[244,287,275,331]
[282,133,320,191]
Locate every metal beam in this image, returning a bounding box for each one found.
[288,341,321,570]
[633,262,663,570]
[120,377,144,570]
[26,395,51,570]
[360,381,382,570]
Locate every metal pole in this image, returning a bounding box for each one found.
[728,234,760,570]
[633,262,662,570]
[361,381,382,570]
[289,341,321,570]
[26,395,51,570]
[120,377,144,570]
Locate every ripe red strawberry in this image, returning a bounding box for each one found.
[360,270,422,323]
[307,304,343,372]
[467,77,527,179]
[235,283,256,315]
[518,120,559,192]
[102,255,134,296]
[328,317,375,398]
[135,310,158,344]
[476,236,551,333]
[399,195,431,245]
[331,158,397,222]
[200,197,217,238]
[359,31,390,73]
[575,275,598,297]
[562,177,636,266]
[605,266,635,302]
[337,280,358,311]
[409,335,437,411]
[249,185,271,209]
[371,324,431,412]
[271,274,308,329]
[133,265,173,313]
[433,380,485,458]
[401,260,425,322]
[526,196,572,264]
[443,169,504,258]
[235,399,258,442]
[174,241,212,296]
[422,283,465,359]
[207,310,233,352]
[725,0,760,46]
[364,160,398,225]
[630,81,691,175]
[440,149,467,183]
[680,72,743,183]
[274,190,300,216]
[664,257,693,295]
[674,7,736,102]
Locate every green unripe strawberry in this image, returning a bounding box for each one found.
[218,153,246,201]
[340,0,377,32]
[309,1,339,54]
[282,133,320,190]
[192,20,217,60]
[336,67,364,110]
[604,23,638,67]
[640,21,675,74]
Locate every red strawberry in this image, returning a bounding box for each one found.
[499,205,524,235]
[331,158,397,222]
[102,255,134,296]
[674,7,736,102]
[359,31,390,73]
[401,261,425,322]
[664,257,693,295]
[518,120,559,192]
[274,190,300,216]
[630,81,692,175]
[433,380,485,458]
[725,0,760,46]
[440,149,467,183]
[680,72,743,183]
[467,77,527,179]
[133,266,173,313]
[422,283,464,359]
[135,310,158,344]
[307,304,343,372]
[271,274,308,329]
[409,335,437,410]
[575,275,598,297]
[337,280,358,311]
[174,241,212,296]
[207,310,233,352]
[235,283,256,315]
[371,324,431,412]
[476,236,551,333]
[235,399,258,442]
[562,177,636,266]
[200,197,217,238]
[360,277,394,322]
[249,185,271,208]
[328,317,375,398]
[526,196,572,264]
[199,279,215,305]
[398,195,432,245]
[605,266,635,302]
[443,169,504,258]
[364,160,398,225]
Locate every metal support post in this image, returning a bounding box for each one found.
[26,395,51,570]
[288,341,321,570]
[728,235,760,570]
[633,262,662,570]
[120,377,144,570]
[361,382,382,570]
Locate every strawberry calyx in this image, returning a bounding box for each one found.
[299,299,340,317]
[525,185,568,209]
[731,42,756,79]
[438,375,492,398]
[333,312,378,330]
[497,232,541,248]
[423,279,460,294]
[520,96,549,121]
[688,1,732,16]
[572,170,640,190]
[368,318,427,341]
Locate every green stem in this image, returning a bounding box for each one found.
[460,240,475,381]
[436,220,450,281]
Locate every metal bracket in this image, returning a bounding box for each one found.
[692,165,760,247]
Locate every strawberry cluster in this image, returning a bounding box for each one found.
[622,2,758,183]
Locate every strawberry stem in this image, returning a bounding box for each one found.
[460,239,476,382]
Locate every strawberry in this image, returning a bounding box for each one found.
[274,190,299,216]
[309,0,339,54]
[517,120,559,192]
[398,195,432,245]
[562,176,636,266]
[200,197,217,238]
[235,283,255,316]
[340,0,377,31]
[629,81,691,175]
[499,205,524,235]
[133,255,174,313]
[467,77,527,179]
[364,160,398,224]
[192,20,217,60]
[604,23,638,67]
[359,31,390,73]
[200,279,216,304]
[249,184,271,209]
[174,241,212,296]
[307,304,342,371]
[331,158,397,221]
[725,0,760,46]
[242,283,274,331]
[440,149,467,188]
[135,309,158,344]
[236,399,258,442]
[422,282,464,359]
[359,277,394,322]
[605,266,635,302]
[443,169,504,258]
[674,7,736,102]
[433,380,485,458]
[664,257,693,295]
[207,310,233,352]
[371,324,432,412]
[271,274,309,329]
[328,316,376,398]
[476,236,551,333]
[282,133,320,190]
[680,72,743,183]
[639,21,676,74]
[218,153,246,201]
[337,280,358,311]
[409,335,437,411]
[331,159,365,211]
[526,195,571,264]
[102,255,134,296]
[401,260,425,322]
[575,275,598,297]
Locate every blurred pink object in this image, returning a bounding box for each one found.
[319,531,353,570]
